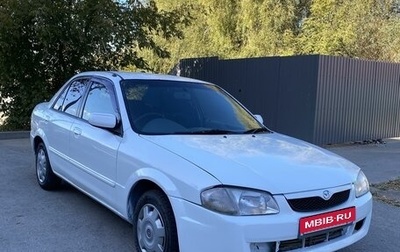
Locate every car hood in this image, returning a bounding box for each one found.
[141,133,360,194]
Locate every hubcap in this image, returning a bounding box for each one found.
[36,148,47,183]
[137,204,166,252]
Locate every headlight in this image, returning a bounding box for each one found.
[355,170,370,197]
[201,187,279,216]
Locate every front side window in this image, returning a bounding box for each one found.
[121,80,265,135]
[82,81,115,121]
[53,79,89,116]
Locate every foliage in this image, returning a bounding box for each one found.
[137,0,312,73]
[2,0,400,129]
[0,0,189,130]
[299,0,400,60]
[142,0,400,73]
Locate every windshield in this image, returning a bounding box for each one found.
[121,79,267,135]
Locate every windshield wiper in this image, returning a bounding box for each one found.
[172,129,240,135]
[171,128,271,135]
[243,127,271,134]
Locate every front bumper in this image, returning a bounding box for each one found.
[171,190,372,252]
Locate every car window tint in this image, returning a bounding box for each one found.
[53,87,68,111]
[62,79,88,116]
[193,86,239,127]
[82,82,114,121]
[121,80,261,134]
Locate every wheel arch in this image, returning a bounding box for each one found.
[124,166,184,223]
[31,126,48,153]
[126,179,171,223]
[33,134,61,190]
[33,135,45,153]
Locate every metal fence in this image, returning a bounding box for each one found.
[171,55,400,145]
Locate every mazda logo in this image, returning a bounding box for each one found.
[322,190,331,200]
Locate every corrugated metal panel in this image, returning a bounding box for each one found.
[217,57,281,130]
[175,55,400,145]
[179,57,220,83]
[315,56,400,144]
[276,55,319,142]
[180,56,282,130]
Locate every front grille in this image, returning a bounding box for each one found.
[277,226,346,251]
[287,189,350,212]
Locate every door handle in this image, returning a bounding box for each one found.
[72,127,82,137]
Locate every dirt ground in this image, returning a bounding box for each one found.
[372,179,400,207]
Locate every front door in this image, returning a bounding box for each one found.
[68,78,122,207]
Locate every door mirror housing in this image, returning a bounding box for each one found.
[88,113,117,129]
[254,114,264,124]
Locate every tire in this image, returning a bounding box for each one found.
[35,142,61,190]
[133,190,179,252]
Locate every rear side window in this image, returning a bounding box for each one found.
[53,79,89,116]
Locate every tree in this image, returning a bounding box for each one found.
[142,0,400,73]
[235,0,301,57]
[140,0,311,73]
[0,0,189,130]
[299,0,400,60]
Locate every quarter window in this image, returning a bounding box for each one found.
[53,87,68,111]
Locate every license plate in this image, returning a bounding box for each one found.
[299,207,356,235]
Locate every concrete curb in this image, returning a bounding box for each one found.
[0,131,30,140]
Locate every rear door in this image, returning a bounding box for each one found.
[46,78,90,174]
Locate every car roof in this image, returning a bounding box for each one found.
[74,71,208,84]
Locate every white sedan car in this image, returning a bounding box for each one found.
[31,71,372,252]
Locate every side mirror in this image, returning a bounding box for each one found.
[254,114,264,124]
[88,113,117,129]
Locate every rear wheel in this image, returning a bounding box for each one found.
[36,142,61,190]
[133,190,179,252]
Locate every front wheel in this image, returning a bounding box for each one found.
[35,142,61,190]
[133,190,179,252]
